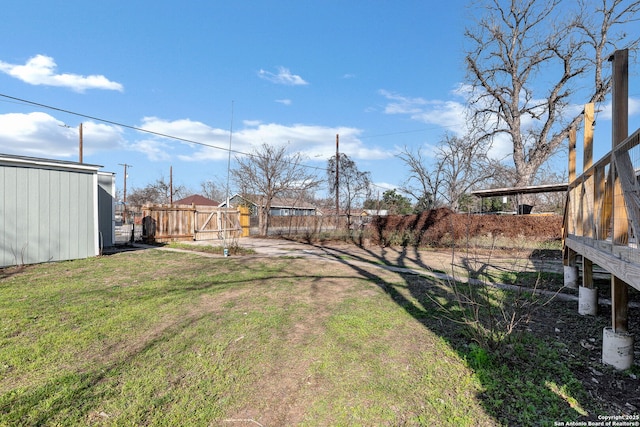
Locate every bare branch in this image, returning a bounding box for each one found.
[465,0,640,187]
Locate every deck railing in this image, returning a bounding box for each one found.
[563,127,640,288]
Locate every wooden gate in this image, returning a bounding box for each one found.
[142,204,241,242]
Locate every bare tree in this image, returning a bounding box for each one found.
[397,146,444,210]
[199,179,225,203]
[398,133,496,211]
[327,153,372,227]
[231,143,320,236]
[465,0,640,187]
[438,133,499,211]
[127,175,188,209]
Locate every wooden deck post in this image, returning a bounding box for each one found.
[582,103,595,290]
[569,126,577,183]
[610,49,629,333]
[564,127,579,287]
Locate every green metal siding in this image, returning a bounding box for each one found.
[1,164,97,267]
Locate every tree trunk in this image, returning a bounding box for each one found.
[258,206,269,236]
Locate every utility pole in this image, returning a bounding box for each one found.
[223,100,234,253]
[119,163,132,224]
[78,123,83,163]
[335,134,339,217]
[170,166,173,205]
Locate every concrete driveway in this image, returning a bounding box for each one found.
[234,237,324,256]
[178,237,327,257]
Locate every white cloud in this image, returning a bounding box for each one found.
[131,117,230,161]
[275,99,292,106]
[412,100,468,129]
[127,138,172,161]
[631,98,640,116]
[378,90,427,115]
[593,97,640,121]
[380,80,640,170]
[0,112,124,158]
[163,120,394,163]
[139,117,227,139]
[0,112,394,167]
[237,123,390,160]
[379,87,513,161]
[378,89,468,135]
[258,66,308,85]
[0,55,123,92]
[372,182,398,192]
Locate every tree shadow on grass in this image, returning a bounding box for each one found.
[310,241,600,425]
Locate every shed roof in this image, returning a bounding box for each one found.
[471,183,568,197]
[0,153,102,173]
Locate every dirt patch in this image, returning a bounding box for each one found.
[225,260,367,426]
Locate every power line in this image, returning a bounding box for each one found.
[0,93,248,155]
[0,93,332,171]
[0,93,397,191]
[6,94,413,172]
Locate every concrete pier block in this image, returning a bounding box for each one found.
[602,327,634,370]
[563,265,579,289]
[578,286,598,316]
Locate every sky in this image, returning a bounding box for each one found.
[1,0,640,202]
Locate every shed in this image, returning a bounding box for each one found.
[471,183,568,214]
[0,153,112,267]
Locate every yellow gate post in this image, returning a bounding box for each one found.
[239,206,250,237]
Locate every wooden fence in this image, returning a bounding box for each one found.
[142,204,245,243]
[250,214,350,236]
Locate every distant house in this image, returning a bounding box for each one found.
[361,209,389,217]
[0,153,115,267]
[173,194,219,206]
[219,193,317,217]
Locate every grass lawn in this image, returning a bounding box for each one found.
[0,248,602,426]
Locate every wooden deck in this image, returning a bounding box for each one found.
[562,51,639,360]
[564,124,640,290]
[564,236,640,290]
